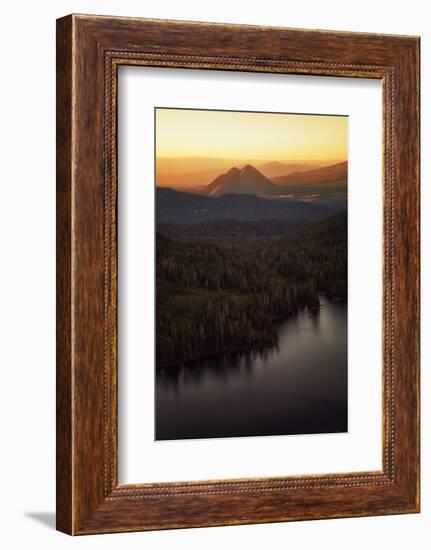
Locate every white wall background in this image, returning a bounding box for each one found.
[0,0,427,548]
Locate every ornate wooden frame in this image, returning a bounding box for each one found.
[56,14,420,535]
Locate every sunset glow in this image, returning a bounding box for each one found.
[156,107,348,186]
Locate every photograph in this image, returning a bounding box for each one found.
[155,107,348,440]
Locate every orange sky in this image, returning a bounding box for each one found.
[156,108,348,184]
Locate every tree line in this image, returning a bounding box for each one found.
[156,213,347,367]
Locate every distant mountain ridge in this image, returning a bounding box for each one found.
[206,164,280,196]
[156,187,337,224]
[272,161,347,188]
[203,161,347,198]
[158,219,304,242]
[257,161,319,178]
[156,159,318,187]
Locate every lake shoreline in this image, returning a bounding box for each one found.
[156,303,317,369]
[156,295,348,440]
[156,294,346,369]
[156,341,277,370]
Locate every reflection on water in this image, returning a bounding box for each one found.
[156,295,347,440]
[157,346,279,391]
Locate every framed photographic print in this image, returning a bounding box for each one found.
[56,14,420,535]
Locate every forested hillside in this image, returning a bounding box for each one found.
[156,213,347,367]
[157,187,336,224]
[157,218,304,242]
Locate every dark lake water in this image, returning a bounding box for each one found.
[155,295,347,440]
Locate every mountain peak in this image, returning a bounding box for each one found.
[205,164,278,197]
[240,164,259,174]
